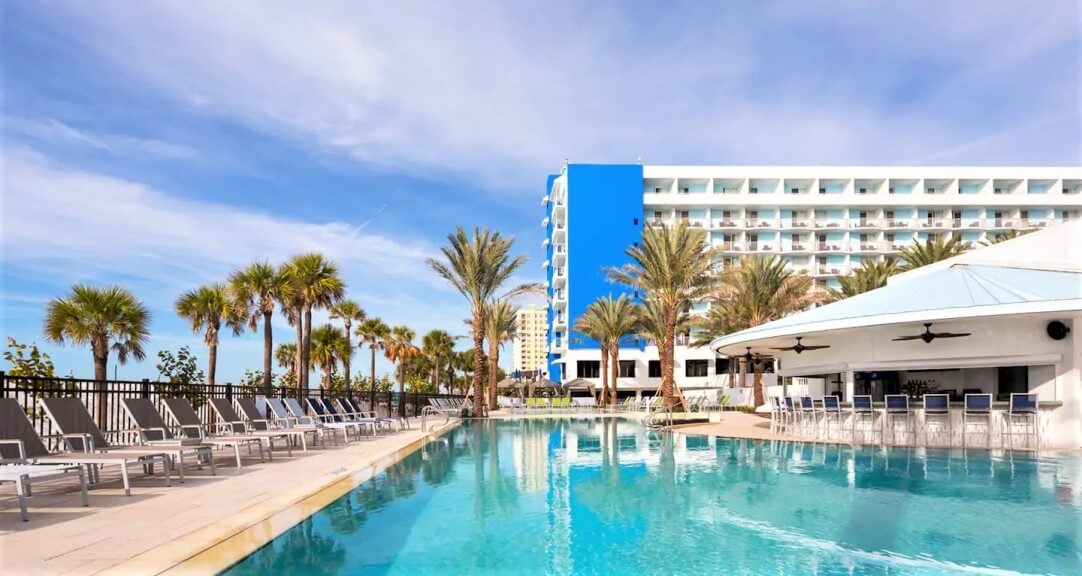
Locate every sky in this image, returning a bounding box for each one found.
[1,1,1080,382]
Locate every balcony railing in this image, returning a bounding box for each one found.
[887,219,911,228]
[789,219,811,228]
[814,267,843,276]
[851,219,881,228]
[648,219,665,227]
[987,218,1016,228]
[554,267,565,277]
[714,219,738,228]
[816,243,846,252]
[921,219,946,228]
[747,243,773,252]
[720,243,742,252]
[789,243,808,251]
[814,220,843,228]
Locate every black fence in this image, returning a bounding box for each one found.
[0,372,463,448]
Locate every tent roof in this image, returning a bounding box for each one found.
[712,221,1082,353]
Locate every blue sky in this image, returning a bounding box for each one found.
[2,1,1079,382]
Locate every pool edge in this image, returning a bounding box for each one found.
[98,419,462,576]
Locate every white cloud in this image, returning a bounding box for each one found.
[37,1,1079,188]
[4,117,201,161]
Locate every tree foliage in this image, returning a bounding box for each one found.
[3,337,56,378]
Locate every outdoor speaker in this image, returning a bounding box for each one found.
[1046,321,1070,341]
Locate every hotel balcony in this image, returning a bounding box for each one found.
[853,242,887,253]
[886,219,912,229]
[785,219,813,229]
[713,219,739,229]
[719,242,743,252]
[789,265,812,275]
[921,219,949,230]
[541,194,549,206]
[814,243,848,253]
[683,219,707,229]
[745,219,778,229]
[541,216,550,228]
[541,238,549,248]
[1022,219,1049,229]
[746,242,774,252]
[813,266,844,276]
[786,243,810,253]
[814,219,845,229]
[851,219,882,229]
[553,314,567,327]
[541,259,549,269]
[647,218,666,227]
[986,218,1017,228]
[961,220,983,230]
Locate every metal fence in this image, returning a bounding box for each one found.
[0,371,463,447]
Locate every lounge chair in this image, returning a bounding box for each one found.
[336,398,395,432]
[0,464,89,522]
[234,397,321,450]
[207,398,296,456]
[265,398,336,446]
[40,397,200,482]
[1,398,170,499]
[345,397,407,430]
[161,398,267,469]
[295,397,365,441]
[319,398,382,434]
[120,398,217,477]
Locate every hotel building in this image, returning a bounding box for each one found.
[512,305,548,375]
[542,164,1082,395]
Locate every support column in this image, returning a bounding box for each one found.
[844,370,855,403]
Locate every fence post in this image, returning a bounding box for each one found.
[0,371,6,398]
[141,378,150,399]
[225,382,233,403]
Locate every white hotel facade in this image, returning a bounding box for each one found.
[542,164,1082,396]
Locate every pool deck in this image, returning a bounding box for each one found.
[0,417,457,576]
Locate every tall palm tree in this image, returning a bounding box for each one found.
[175,283,243,387]
[328,300,365,395]
[483,300,518,410]
[426,227,531,417]
[309,323,350,390]
[278,286,305,388]
[828,258,899,302]
[696,255,824,407]
[229,260,288,394]
[44,284,151,424]
[453,349,475,395]
[574,305,609,405]
[607,222,718,409]
[384,325,420,416]
[356,318,390,407]
[282,253,346,391]
[421,329,455,393]
[636,298,691,407]
[898,235,969,271]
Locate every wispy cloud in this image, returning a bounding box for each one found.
[33,1,1079,189]
[4,116,201,161]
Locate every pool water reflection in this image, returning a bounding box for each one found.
[223,418,1081,575]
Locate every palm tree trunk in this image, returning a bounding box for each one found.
[294,311,303,397]
[262,311,273,395]
[369,346,377,410]
[207,342,218,386]
[598,346,609,407]
[343,321,352,397]
[471,311,486,417]
[301,305,313,395]
[397,361,406,417]
[93,345,108,427]
[738,357,749,403]
[661,308,677,409]
[610,346,619,408]
[487,341,498,411]
[752,359,764,408]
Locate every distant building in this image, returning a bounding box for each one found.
[513,305,548,375]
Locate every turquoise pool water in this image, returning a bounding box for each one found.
[223,418,1081,575]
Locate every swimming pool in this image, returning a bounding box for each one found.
[223,418,1081,575]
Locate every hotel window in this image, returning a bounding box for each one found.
[685,360,709,378]
[619,361,636,378]
[885,210,894,219]
[715,358,730,374]
[749,187,758,194]
[577,361,600,378]
[820,187,827,194]
[679,210,690,222]
[648,361,662,378]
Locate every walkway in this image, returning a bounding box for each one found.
[0,418,454,576]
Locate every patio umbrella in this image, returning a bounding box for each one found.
[563,378,597,399]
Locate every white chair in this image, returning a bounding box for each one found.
[962,394,994,448]
[883,395,916,446]
[1002,393,1039,450]
[921,394,951,447]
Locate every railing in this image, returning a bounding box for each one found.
[420,405,450,433]
[1,372,463,446]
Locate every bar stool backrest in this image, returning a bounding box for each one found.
[964,393,992,414]
[821,395,841,412]
[1009,393,1038,414]
[923,394,950,414]
[799,396,813,411]
[770,396,781,413]
[852,395,873,413]
[885,394,909,414]
[784,397,795,411]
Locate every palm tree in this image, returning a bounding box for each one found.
[636,298,691,407]
[696,255,824,407]
[898,235,969,271]
[421,329,455,393]
[229,260,288,394]
[278,286,305,388]
[175,283,242,387]
[275,342,297,374]
[828,258,899,301]
[453,349,475,395]
[356,318,390,408]
[979,228,1031,246]
[328,300,365,395]
[607,222,718,409]
[483,300,518,410]
[426,227,531,417]
[575,295,639,407]
[384,325,420,416]
[574,305,609,406]
[282,253,346,391]
[309,324,350,390]
[44,284,151,425]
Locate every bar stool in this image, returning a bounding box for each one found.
[1002,393,1039,450]
[883,395,916,446]
[819,395,845,440]
[922,394,952,447]
[962,393,993,448]
[850,395,880,444]
[769,397,784,434]
[798,396,817,437]
[783,397,797,435]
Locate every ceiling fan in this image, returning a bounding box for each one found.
[892,323,971,343]
[770,337,831,354]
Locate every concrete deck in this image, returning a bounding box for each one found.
[0,418,456,576]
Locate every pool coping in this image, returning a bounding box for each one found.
[98,418,462,576]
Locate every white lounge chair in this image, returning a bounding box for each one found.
[208,398,297,456]
[161,398,267,469]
